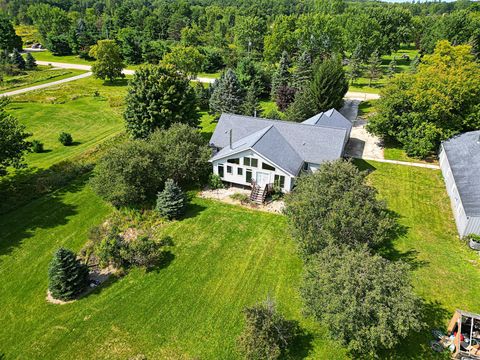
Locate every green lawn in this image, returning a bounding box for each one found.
[348,47,419,95]
[0,181,347,359]
[0,159,478,359]
[357,160,480,358]
[0,66,86,94]
[7,76,128,169]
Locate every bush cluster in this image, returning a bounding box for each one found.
[91,123,211,207]
[58,132,73,146]
[83,210,171,270]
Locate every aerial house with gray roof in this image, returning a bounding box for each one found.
[439,130,480,238]
[208,109,352,201]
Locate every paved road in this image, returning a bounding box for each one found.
[0,71,93,97]
[36,61,216,83]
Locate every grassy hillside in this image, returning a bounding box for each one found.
[7,76,128,169]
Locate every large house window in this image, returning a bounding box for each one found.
[274,175,285,188]
[262,163,275,171]
[218,165,224,177]
[227,158,240,164]
[243,157,258,167]
[246,169,252,183]
[237,168,243,175]
[227,165,232,174]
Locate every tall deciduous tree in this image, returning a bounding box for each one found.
[367,41,480,158]
[89,40,125,82]
[309,56,348,112]
[284,160,396,257]
[0,98,31,176]
[302,246,422,357]
[124,65,199,139]
[209,69,245,115]
[162,46,205,79]
[48,248,89,301]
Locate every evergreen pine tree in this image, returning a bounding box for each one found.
[25,52,37,70]
[48,248,89,301]
[156,179,187,220]
[367,50,382,86]
[347,46,363,85]
[292,51,312,90]
[387,57,397,78]
[11,49,26,70]
[284,88,317,122]
[209,69,245,115]
[271,51,291,100]
[309,57,348,112]
[242,86,262,117]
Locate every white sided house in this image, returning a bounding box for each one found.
[209,109,352,202]
[439,130,480,238]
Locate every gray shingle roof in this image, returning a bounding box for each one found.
[209,113,347,174]
[302,108,352,133]
[442,130,480,216]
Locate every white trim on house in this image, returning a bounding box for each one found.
[211,148,295,192]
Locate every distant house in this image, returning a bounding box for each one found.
[208,109,352,199]
[439,130,480,237]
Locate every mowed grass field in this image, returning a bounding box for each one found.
[1,159,479,358]
[7,76,128,169]
[0,182,347,360]
[0,66,86,94]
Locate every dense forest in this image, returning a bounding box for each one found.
[1,0,479,67]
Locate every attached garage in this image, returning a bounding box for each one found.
[439,130,480,238]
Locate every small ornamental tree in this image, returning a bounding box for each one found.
[209,69,245,116]
[387,57,397,78]
[155,179,187,220]
[237,298,296,360]
[124,65,199,139]
[10,49,26,70]
[58,132,73,146]
[302,246,423,357]
[25,53,37,70]
[275,85,296,112]
[89,40,125,82]
[367,50,382,86]
[48,248,89,301]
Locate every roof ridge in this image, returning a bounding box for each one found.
[223,113,347,132]
[250,124,274,147]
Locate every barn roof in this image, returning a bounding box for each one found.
[442,130,480,217]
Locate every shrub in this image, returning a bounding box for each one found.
[155,179,186,220]
[119,235,166,268]
[284,160,396,257]
[58,132,73,146]
[302,246,423,357]
[31,139,44,153]
[237,299,296,360]
[230,192,251,205]
[48,248,89,301]
[208,173,224,190]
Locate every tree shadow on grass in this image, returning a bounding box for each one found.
[182,202,207,220]
[352,158,377,173]
[102,78,129,87]
[379,300,451,360]
[0,175,89,259]
[283,324,315,359]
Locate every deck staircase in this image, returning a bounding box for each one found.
[249,182,272,204]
